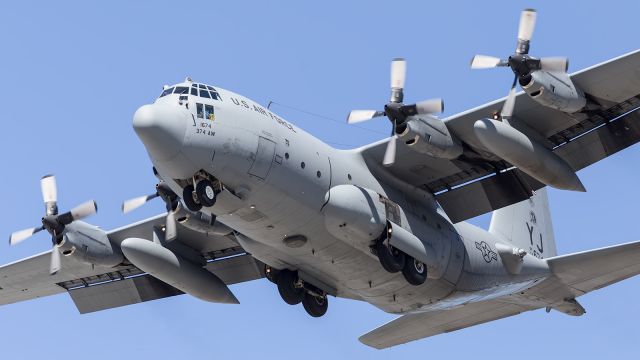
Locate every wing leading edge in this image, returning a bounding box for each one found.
[360,50,640,222]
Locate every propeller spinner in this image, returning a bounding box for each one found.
[9,175,97,275]
[470,9,568,119]
[347,58,444,166]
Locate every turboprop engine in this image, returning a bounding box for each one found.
[58,222,123,267]
[395,116,463,159]
[322,185,445,278]
[520,71,586,113]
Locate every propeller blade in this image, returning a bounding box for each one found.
[40,175,57,203]
[50,247,61,275]
[501,76,518,119]
[165,211,177,242]
[540,57,568,72]
[517,9,537,41]
[347,110,385,124]
[382,136,397,167]
[390,58,406,90]
[69,200,98,222]
[9,226,44,246]
[470,55,503,69]
[122,193,159,213]
[415,98,444,115]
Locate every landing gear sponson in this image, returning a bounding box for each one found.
[267,268,329,318]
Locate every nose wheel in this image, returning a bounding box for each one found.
[182,184,202,212]
[182,179,218,211]
[195,179,217,207]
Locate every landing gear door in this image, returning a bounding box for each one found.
[249,136,276,180]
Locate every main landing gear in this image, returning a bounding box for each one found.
[269,268,328,318]
[374,227,427,286]
[183,178,218,211]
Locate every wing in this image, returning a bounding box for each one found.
[360,279,542,349]
[0,215,264,313]
[359,299,533,349]
[360,50,640,222]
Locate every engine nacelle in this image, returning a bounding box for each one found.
[396,116,463,159]
[520,70,586,113]
[59,221,123,267]
[323,185,388,244]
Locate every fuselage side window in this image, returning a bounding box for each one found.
[196,103,204,118]
[205,104,214,120]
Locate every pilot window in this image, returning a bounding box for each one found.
[190,87,197,96]
[174,87,189,94]
[159,87,174,97]
[205,104,214,120]
[200,89,211,98]
[196,103,204,118]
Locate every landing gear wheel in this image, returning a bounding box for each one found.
[402,257,427,286]
[302,292,328,317]
[276,270,304,305]
[195,179,217,207]
[182,184,202,212]
[375,235,405,273]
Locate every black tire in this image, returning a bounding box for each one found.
[182,184,202,212]
[375,235,405,273]
[276,270,304,305]
[402,257,427,286]
[196,179,217,207]
[302,292,328,318]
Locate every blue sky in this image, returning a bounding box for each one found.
[1,1,640,358]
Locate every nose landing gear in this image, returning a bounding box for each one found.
[182,177,219,212]
[271,268,329,317]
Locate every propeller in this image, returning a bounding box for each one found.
[9,175,97,275]
[347,58,444,166]
[122,182,180,241]
[470,9,568,119]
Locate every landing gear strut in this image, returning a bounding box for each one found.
[375,228,405,273]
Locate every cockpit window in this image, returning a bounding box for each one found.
[159,87,174,97]
[190,87,197,96]
[198,84,206,89]
[200,89,211,98]
[196,103,204,118]
[174,87,189,94]
[209,91,219,100]
[206,85,214,91]
[205,104,214,120]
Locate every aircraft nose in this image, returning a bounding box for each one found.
[133,104,187,161]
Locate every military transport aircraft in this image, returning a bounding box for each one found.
[3,9,640,349]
